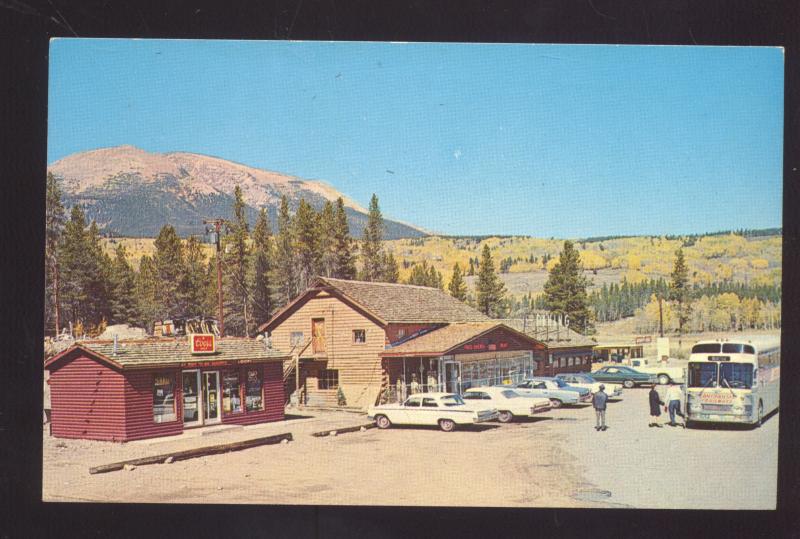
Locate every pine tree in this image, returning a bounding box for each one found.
[360,194,385,281]
[222,185,253,336]
[252,208,275,329]
[467,258,475,276]
[84,221,113,332]
[273,196,298,306]
[109,244,138,325]
[153,225,184,318]
[448,262,468,301]
[542,240,592,333]
[294,199,320,292]
[318,200,337,278]
[135,255,160,333]
[476,244,506,317]
[178,236,209,319]
[669,247,692,335]
[382,252,400,283]
[59,205,89,329]
[333,198,357,279]
[406,261,437,287]
[428,263,444,289]
[45,172,66,335]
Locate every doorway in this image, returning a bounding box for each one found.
[443,360,462,394]
[203,371,221,424]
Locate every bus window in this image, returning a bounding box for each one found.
[688,363,717,388]
[722,343,755,354]
[692,343,721,354]
[719,363,753,389]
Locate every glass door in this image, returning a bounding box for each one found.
[182,370,202,427]
[444,361,462,394]
[203,371,221,424]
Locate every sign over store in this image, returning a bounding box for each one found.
[190,334,216,354]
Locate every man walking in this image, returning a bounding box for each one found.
[648,385,664,427]
[665,382,686,428]
[592,384,608,431]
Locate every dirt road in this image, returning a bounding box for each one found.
[43,388,777,508]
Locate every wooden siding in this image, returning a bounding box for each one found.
[449,327,545,356]
[221,363,285,426]
[123,369,184,441]
[269,293,386,409]
[541,347,594,376]
[49,354,128,442]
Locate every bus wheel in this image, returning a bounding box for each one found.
[756,402,764,428]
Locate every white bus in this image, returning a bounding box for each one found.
[685,337,780,427]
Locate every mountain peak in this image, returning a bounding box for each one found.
[47,146,425,240]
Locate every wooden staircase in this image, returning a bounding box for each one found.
[284,338,312,405]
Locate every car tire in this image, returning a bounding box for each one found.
[623,379,635,389]
[549,399,563,409]
[498,411,514,423]
[658,374,670,385]
[375,415,391,429]
[438,418,456,432]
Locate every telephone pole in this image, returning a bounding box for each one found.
[204,218,226,337]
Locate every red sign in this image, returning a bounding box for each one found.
[190,334,216,354]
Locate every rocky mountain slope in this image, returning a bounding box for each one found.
[48,145,426,239]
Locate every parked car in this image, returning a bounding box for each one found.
[555,373,624,398]
[628,358,686,385]
[590,365,657,388]
[462,387,551,423]
[526,376,593,400]
[505,380,586,408]
[367,392,499,432]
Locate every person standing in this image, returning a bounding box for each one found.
[665,382,686,428]
[427,370,438,393]
[648,386,664,427]
[410,373,420,395]
[592,384,608,431]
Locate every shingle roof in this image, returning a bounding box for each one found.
[498,319,596,349]
[45,338,288,370]
[381,322,528,356]
[318,277,491,324]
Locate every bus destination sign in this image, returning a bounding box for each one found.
[708,355,730,361]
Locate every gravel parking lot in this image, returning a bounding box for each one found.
[43,388,778,508]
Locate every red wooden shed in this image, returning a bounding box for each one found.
[44,337,289,442]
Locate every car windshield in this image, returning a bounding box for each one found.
[501,390,520,399]
[719,363,754,389]
[441,395,465,406]
[575,374,594,383]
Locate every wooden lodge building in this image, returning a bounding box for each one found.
[44,337,289,442]
[260,278,595,410]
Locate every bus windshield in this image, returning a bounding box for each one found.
[692,343,721,354]
[688,363,718,388]
[719,363,754,389]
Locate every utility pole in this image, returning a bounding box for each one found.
[658,292,664,337]
[204,218,226,337]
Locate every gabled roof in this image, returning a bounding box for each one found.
[498,319,596,349]
[380,322,543,357]
[45,338,289,370]
[259,277,490,331]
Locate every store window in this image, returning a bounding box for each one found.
[318,369,339,390]
[290,331,304,346]
[222,371,242,414]
[397,328,406,339]
[245,369,263,411]
[153,374,177,423]
[353,329,366,344]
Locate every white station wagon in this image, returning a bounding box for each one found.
[462,387,552,423]
[367,392,499,432]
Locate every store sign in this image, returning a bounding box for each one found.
[190,334,216,354]
[463,342,510,351]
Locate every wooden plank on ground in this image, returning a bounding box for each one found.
[89,432,293,474]
[311,423,375,437]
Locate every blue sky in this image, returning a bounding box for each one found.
[48,40,783,237]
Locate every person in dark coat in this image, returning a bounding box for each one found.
[649,386,664,428]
